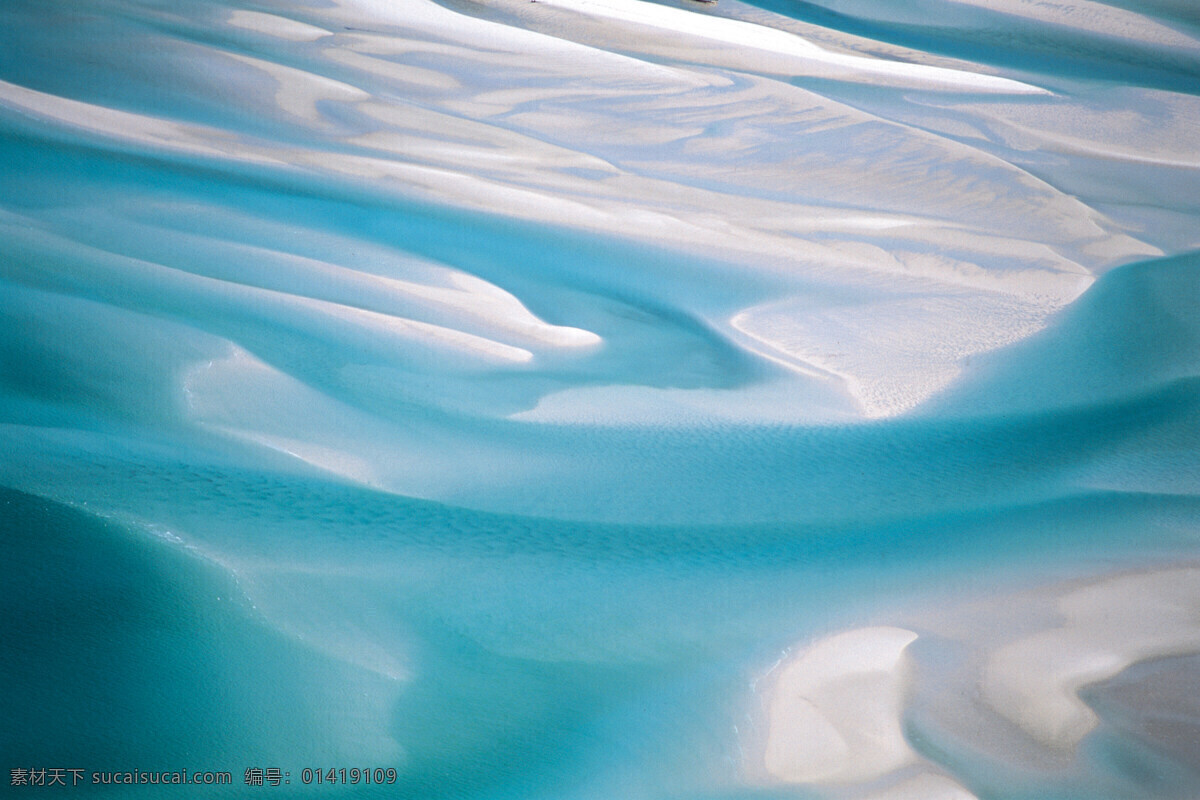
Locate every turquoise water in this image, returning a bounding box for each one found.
[2,0,1199,798]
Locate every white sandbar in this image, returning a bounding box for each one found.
[763,626,920,784]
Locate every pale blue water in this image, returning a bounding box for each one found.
[2,1,1199,798]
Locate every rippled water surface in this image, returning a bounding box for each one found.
[2,0,1199,797]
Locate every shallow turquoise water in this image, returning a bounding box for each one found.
[2,1,1199,798]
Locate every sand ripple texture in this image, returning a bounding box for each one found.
[1,0,1198,798]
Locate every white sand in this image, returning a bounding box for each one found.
[763,626,920,784]
[943,0,1200,51]
[730,287,1069,418]
[227,10,332,41]
[924,90,1200,170]
[183,348,389,488]
[222,52,369,123]
[530,0,1049,93]
[76,209,602,351]
[981,567,1200,749]
[182,348,523,495]
[9,203,576,376]
[288,294,537,364]
[754,565,1200,796]
[1,0,1179,423]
